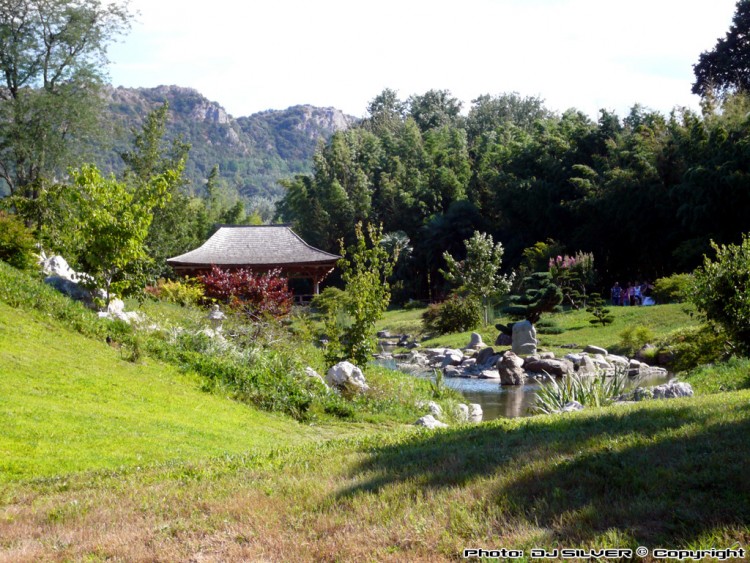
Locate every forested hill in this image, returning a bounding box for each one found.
[98,85,356,203]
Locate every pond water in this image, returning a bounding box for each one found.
[377,358,674,420]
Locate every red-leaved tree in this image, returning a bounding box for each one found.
[199,266,292,318]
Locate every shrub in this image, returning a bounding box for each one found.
[145,278,204,306]
[310,286,348,316]
[653,273,692,303]
[656,325,727,372]
[0,212,37,270]
[618,325,655,356]
[199,266,292,319]
[422,294,482,334]
[691,234,750,354]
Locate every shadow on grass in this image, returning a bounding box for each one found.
[338,397,750,545]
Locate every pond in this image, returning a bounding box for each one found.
[377,358,674,420]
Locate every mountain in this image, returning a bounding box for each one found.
[99,85,357,205]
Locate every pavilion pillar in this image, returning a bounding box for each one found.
[313,274,320,295]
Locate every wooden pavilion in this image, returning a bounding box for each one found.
[167,225,340,295]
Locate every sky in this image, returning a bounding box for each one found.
[108,0,739,120]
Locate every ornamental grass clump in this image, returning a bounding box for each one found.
[531,365,631,415]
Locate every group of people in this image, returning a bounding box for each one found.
[610,281,654,306]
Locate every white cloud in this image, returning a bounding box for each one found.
[108,0,738,118]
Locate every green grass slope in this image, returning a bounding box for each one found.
[0,300,328,482]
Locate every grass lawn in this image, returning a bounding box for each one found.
[0,301,350,482]
[1,391,748,561]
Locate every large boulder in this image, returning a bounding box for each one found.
[304,367,329,390]
[497,351,527,385]
[495,333,512,346]
[512,320,537,355]
[584,344,608,356]
[475,346,497,367]
[44,275,92,304]
[41,255,79,282]
[524,357,572,378]
[326,361,370,395]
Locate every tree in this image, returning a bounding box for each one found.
[442,231,513,325]
[691,234,750,354]
[325,222,395,367]
[693,0,750,98]
[503,271,563,324]
[407,89,463,133]
[68,164,175,306]
[0,0,131,198]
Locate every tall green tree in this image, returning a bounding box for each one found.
[0,0,131,199]
[693,0,750,98]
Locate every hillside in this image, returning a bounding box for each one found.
[99,85,356,204]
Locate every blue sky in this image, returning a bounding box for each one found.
[107,0,738,119]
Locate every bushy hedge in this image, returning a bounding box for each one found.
[422,295,482,334]
[0,212,37,270]
[653,273,692,303]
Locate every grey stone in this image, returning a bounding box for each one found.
[441,351,464,368]
[377,330,391,338]
[524,357,572,378]
[44,275,92,304]
[461,358,477,368]
[469,403,483,423]
[512,320,537,355]
[652,381,693,399]
[304,367,329,389]
[467,332,484,349]
[426,401,443,418]
[455,404,470,422]
[478,369,500,379]
[561,400,584,412]
[539,352,556,359]
[495,333,512,346]
[606,354,630,367]
[584,345,608,356]
[497,351,527,385]
[577,354,598,375]
[443,365,462,378]
[475,346,497,366]
[414,415,448,429]
[326,361,370,395]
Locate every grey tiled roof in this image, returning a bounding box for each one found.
[167,225,340,267]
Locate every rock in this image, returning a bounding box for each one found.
[648,366,669,377]
[475,346,497,367]
[495,333,512,346]
[564,353,584,366]
[441,350,464,368]
[426,401,443,418]
[561,400,584,412]
[467,332,484,349]
[405,341,421,349]
[455,404,470,422]
[478,369,500,379]
[652,381,693,399]
[524,357,572,378]
[512,320,537,355]
[414,414,448,429]
[44,275,92,304]
[497,351,527,385]
[326,361,370,395]
[469,403,483,423]
[443,365,462,378]
[539,352,556,359]
[584,344,608,356]
[606,354,630,367]
[577,354,598,375]
[461,358,477,368]
[376,330,391,338]
[304,367,329,389]
[408,352,429,367]
[41,255,79,282]
[628,359,650,377]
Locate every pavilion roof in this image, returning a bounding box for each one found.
[167,225,340,268]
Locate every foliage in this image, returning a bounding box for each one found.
[657,325,728,372]
[199,266,292,319]
[503,271,563,324]
[421,295,482,335]
[0,0,131,198]
[652,273,693,303]
[442,230,513,324]
[145,278,204,306]
[68,165,175,305]
[325,222,395,366]
[692,0,750,97]
[586,292,614,327]
[531,366,631,414]
[310,286,349,316]
[618,325,656,356]
[548,251,596,309]
[0,212,37,269]
[691,234,750,354]
[683,356,750,394]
